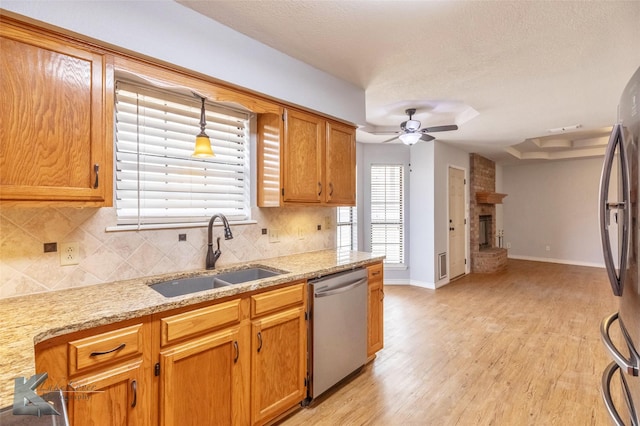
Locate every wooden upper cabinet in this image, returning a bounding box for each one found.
[258,108,356,207]
[0,19,113,205]
[325,121,356,205]
[282,109,325,204]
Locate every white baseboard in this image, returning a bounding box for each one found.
[507,254,604,268]
[383,279,437,289]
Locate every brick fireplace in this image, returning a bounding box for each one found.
[469,154,508,273]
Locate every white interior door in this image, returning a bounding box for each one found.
[449,167,466,279]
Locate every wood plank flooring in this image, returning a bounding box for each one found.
[280,260,619,425]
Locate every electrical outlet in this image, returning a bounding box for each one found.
[269,229,280,243]
[60,242,80,266]
[506,242,511,249]
[297,227,305,240]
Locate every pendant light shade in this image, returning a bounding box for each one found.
[192,96,215,157]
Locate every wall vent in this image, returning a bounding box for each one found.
[438,252,447,280]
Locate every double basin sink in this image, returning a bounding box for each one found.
[150,267,284,298]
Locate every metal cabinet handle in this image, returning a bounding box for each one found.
[381,289,385,301]
[600,312,639,376]
[90,343,125,357]
[329,182,334,196]
[601,362,636,426]
[131,380,137,408]
[233,341,239,363]
[318,182,322,196]
[93,164,100,189]
[371,271,381,277]
[257,332,263,353]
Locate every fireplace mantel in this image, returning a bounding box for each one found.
[475,192,507,204]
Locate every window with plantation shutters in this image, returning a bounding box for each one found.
[370,165,404,264]
[114,81,251,228]
[337,206,357,250]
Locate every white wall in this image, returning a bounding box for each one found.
[2,0,365,125]
[502,157,605,267]
[408,142,435,287]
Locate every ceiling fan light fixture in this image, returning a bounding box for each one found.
[399,133,422,145]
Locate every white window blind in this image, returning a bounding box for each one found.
[114,81,250,227]
[337,206,357,250]
[370,165,404,264]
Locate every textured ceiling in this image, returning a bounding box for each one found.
[177,0,640,163]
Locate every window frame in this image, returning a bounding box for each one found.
[112,79,252,230]
[370,164,405,264]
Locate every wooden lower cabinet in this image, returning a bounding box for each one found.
[32,279,337,425]
[68,361,147,426]
[250,306,307,425]
[34,318,152,426]
[250,282,307,426]
[158,326,248,426]
[367,262,384,357]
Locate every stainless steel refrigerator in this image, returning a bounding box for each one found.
[600,65,640,426]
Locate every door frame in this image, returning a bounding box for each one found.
[446,165,469,281]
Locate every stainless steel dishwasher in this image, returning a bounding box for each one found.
[308,268,368,400]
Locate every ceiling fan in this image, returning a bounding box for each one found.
[379,108,458,145]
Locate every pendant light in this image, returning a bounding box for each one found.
[192,95,215,157]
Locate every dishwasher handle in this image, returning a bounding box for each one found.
[314,277,368,298]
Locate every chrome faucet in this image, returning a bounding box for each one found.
[206,213,234,270]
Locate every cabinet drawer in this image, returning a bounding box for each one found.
[68,324,144,375]
[250,282,305,318]
[368,262,383,283]
[161,299,242,346]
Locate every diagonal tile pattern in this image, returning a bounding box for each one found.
[0,206,336,298]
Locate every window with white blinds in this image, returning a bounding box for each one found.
[337,206,357,250]
[370,165,404,264]
[114,81,251,228]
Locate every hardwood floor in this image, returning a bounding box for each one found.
[280,260,619,425]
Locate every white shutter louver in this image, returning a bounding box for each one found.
[115,81,250,227]
[370,165,404,263]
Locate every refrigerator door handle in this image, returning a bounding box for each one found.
[599,124,630,297]
[602,361,639,426]
[600,312,639,376]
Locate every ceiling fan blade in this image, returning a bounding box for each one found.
[371,130,401,135]
[422,124,458,133]
[381,136,399,143]
[420,134,436,142]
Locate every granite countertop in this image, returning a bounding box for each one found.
[0,249,383,408]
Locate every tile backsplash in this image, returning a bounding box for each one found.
[0,206,336,299]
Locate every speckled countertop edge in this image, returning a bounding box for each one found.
[0,249,383,408]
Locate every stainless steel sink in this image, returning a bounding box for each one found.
[213,267,281,285]
[149,267,283,298]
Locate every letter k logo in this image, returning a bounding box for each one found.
[12,372,60,416]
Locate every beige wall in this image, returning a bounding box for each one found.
[0,206,336,299]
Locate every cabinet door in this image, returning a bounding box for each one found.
[367,263,384,357]
[325,121,356,205]
[0,21,113,204]
[68,361,148,426]
[282,109,324,203]
[251,307,307,426]
[159,327,248,426]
